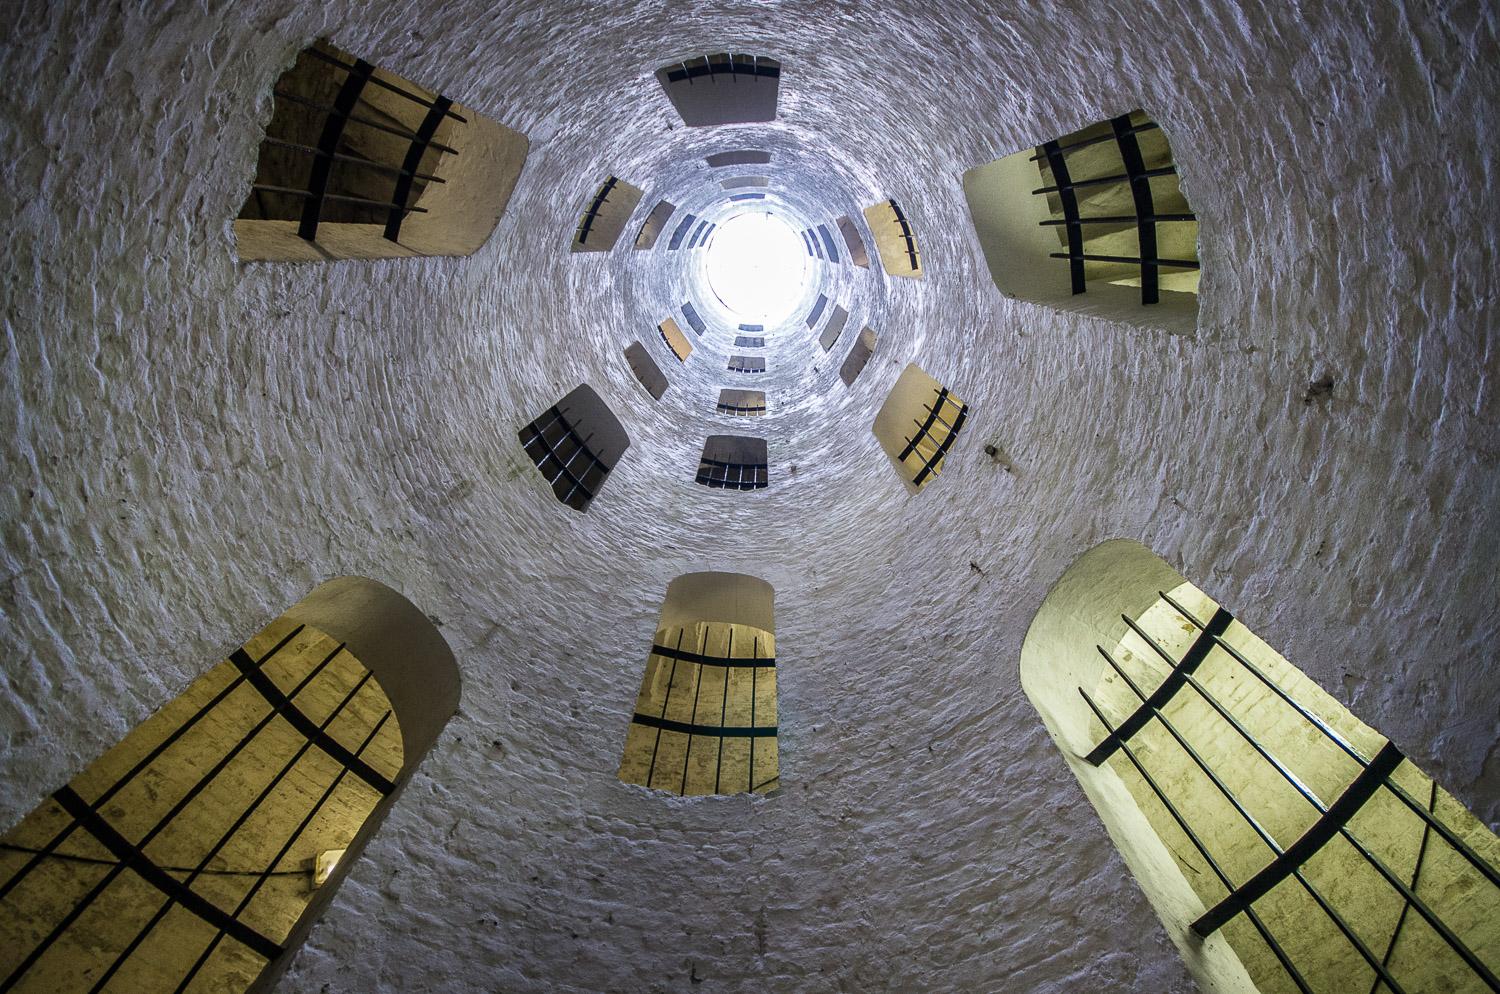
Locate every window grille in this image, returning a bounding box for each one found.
[716,389,767,417]
[734,336,765,348]
[624,342,668,400]
[837,215,870,268]
[817,224,840,263]
[682,302,707,336]
[819,305,850,352]
[657,55,782,127]
[658,318,693,362]
[695,435,770,490]
[517,384,629,512]
[1033,110,1198,304]
[729,193,765,202]
[720,176,769,189]
[634,199,677,250]
[667,212,699,251]
[863,197,923,278]
[839,327,877,386]
[727,355,766,374]
[573,174,645,252]
[874,365,968,489]
[705,149,772,168]
[806,293,828,329]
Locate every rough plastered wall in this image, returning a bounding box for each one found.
[1,0,1496,992]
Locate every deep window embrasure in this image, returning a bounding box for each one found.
[716,388,767,416]
[634,199,677,250]
[806,294,828,329]
[682,302,707,336]
[656,54,782,127]
[695,435,770,490]
[705,149,772,168]
[818,304,850,352]
[727,355,766,374]
[839,327,877,386]
[518,384,630,511]
[873,364,968,489]
[817,224,840,263]
[624,342,669,400]
[667,212,699,251]
[658,318,693,362]
[573,175,646,252]
[721,176,769,189]
[863,197,922,278]
[734,336,765,348]
[836,215,870,268]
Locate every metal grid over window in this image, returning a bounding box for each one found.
[695,435,770,491]
[518,405,614,512]
[634,199,677,250]
[664,53,781,83]
[239,41,463,245]
[896,385,968,486]
[1033,110,1198,304]
[727,355,766,374]
[0,619,402,993]
[716,389,767,417]
[618,622,778,796]
[734,336,765,348]
[574,176,619,247]
[1078,590,1500,994]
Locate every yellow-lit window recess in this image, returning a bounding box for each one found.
[619,573,778,797]
[657,317,693,362]
[572,174,646,252]
[861,197,922,278]
[872,363,968,490]
[0,577,458,994]
[235,39,529,263]
[1020,540,1500,994]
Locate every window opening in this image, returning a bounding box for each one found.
[839,327,877,386]
[729,193,766,202]
[802,228,825,260]
[667,212,699,251]
[695,436,770,490]
[863,197,923,278]
[721,176,769,189]
[682,302,707,336]
[618,574,778,796]
[819,304,850,352]
[1020,540,1500,994]
[634,199,677,250]
[658,318,693,362]
[738,323,764,333]
[873,364,968,489]
[517,384,630,512]
[624,343,668,400]
[657,54,782,127]
[734,336,765,348]
[806,293,828,329]
[687,220,713,249]
[716,389,767,416]
[817,224,840,263]
[705,150,772,168]
[573,174,645,252]
[235,40,528,262]
[837,215,870,267]
[0,577,457,993]
[727,355,766,374]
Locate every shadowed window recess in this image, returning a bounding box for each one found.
[873,364,968,490]
[0,577,458,994]
[235,39,528,263]
[716,388,766,416]
[705,149,771,168]
[572,175,645,252]
[634,199,677,250]
[619,574,778,797]
[734,336,765,348]
[818,304,850,352]
[656,54,782,126]
[817,224,840,263]
[658,318,693,362]
[962,109,1199,333]
[839,327,877,386]
[727,355,766,374]
[836,215,870,267]
[517,384,630,512]
[720,176,769,189]
[805,293,828,329]
[624,343,668,400]
[862,198,922,278]
[681,301,707,336]
[667,212,699,250]
[695,435,769,491]
[1020,540,1500,994]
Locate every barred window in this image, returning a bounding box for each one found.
[716,388,767,416]
[872,364,968,490]
[727,355,766,374]
[705,149,771,168]
[658,318,693,362]
[235,40,528,263]
[734,336,765,348]
[863,198,923,278]
[681,301,707,336]
[0,577,457,993]
[517,384,630,512]
[839,327,877,386]
[572,175,645,252]
[720,176,769,190]
[806,293,828,329]
[667,212,699,250]
[817,224,840,263]
[634,199,677,250]
[837,215,870,268]
[1020,540,1500,994]
[818,304,850,352]
[962,109,1199,332]
[695,436,769,491]
[624,342,668,400]
[618,573,778,797]
[656,54,782,127]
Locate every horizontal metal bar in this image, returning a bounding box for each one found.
[631,713,777,738]
[651,642,774,668]
[251,184,430,213]
[1038,213,1194,225]
[272,89,459,154]
[258,136,446,183]
[1032,165,1177,194]
[304,47,467,122]
[1030,121,1161,161]
[1048,252,1199,269]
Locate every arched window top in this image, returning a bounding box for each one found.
[619,573,778,797]
[0,577,457,993]
[872,363,969,490]
[863,198,922,278]
[517,384,630,512]
[1021,541,1500,994]
[656,54,782,126]
[572,175,645,252]
[235,40,529,263]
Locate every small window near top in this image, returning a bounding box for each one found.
[721,176,769,189]
[738,323,764,332]
[806,294,828,329]
[706,149,772,168]
[682,301,707,335]
[863,198,922,278]
[634,199,677,250]
[658,318,693,362]
[668,212,699,250]
[728,355,766,374]
[873,364,968,490]
[235,39,529,263]
[688,220,714,248]
[839,328,877,386]
[657,54,782,126]
[729,193,765,202]
[696,435,770,490]
[518,384,630,511]
[625,342,668,400]
[837,216,870,267]
[818,304,850,352]
[717,388,767,416]
[817,224,840,263]
[735,335,765,348]
[573,175,645,252]
[802,228,824,260]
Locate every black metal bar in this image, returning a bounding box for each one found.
[715,629,733,794]
[1084,607,1233,765]
[575,177,618,245]
[1079,689,1315,994]
[909,405,969,486]
[1039,214,1194,225]
[1192,742,1406,936]
[385,95,452,242]
[258,137,446,184]
[1111,113,1160,304]
[888,199,920,271]
[1047,252,1198,269]
[272,89,458,154]
[680,646,706,795]
[749,645,758,793]
[298,58,372,241]
[1029,121,1161,161]
[665,54,780,83]
[897,389,955,461]
[1367,782,1438,994]
[645,629,685,789]
[304,46,467,122]
[631,714,777,738]
[1031,165,1177,195]
[652,641,776,668]
[1038,140,1085,293]
[251,185,430,213]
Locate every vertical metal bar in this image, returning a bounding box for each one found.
[1110,113,1160,304]
[299,58,374,241]
[1038,140,1086,294]
[679,628,708,795]
[645,629,684,790]
[384,95,453,242]
[715,628,733,794]
[749,640,758,794]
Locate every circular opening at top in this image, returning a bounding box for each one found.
[703,212,809,324]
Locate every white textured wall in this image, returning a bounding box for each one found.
[1,1,1496,991]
